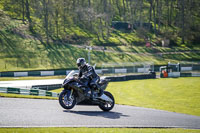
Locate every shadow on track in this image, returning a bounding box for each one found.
[63,110,129,119]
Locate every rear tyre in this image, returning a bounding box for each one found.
[59,90,76,109]
[98,91,115,112]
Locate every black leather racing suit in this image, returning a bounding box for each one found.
[78,64,100,97]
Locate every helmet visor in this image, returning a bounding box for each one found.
[77,63,81,67]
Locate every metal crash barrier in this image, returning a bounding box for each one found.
[0,87,58,97]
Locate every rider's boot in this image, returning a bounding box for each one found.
[98,88,103,97]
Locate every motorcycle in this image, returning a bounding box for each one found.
[59,70,115,111]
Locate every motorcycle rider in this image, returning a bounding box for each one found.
[76,58,102,99]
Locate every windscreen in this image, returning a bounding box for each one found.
[65,70,76,79]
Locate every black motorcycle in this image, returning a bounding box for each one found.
[59,70,115,111]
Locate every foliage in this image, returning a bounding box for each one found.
[0,0,200,46]
[0,1,200,71]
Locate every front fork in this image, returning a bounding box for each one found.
[66,89,73,100]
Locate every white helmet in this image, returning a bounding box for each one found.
[76,58,86,69]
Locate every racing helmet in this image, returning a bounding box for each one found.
[76,58,86,69]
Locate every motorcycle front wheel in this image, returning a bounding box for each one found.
[98,91,115,111]
[59,90,76,109]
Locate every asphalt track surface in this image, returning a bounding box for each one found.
[0,97,200,129]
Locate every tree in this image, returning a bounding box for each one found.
[25,0,33,32]
[42,0,50,44]
[22,0,25,24]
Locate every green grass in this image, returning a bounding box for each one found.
[0,36,168,72]
[1,36,200,72]
[0,93,57,100]
[107,77,200,116]
[0,41,168,72]
[0,128,199,133]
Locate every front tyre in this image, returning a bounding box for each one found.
[59,90,76,109]
[98,91,115,112]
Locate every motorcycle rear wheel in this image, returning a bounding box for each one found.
[59,90,76,109]
[98,91,115,111]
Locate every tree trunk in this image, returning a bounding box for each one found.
[157,0,162,31]
[169,0,173,26]
[43,0,49,44]
[72,0,76,11]
[139,0,143,28]
[126,0,129,13]
[166,0,170,25]
[149,0,153,23]
[103,0,107,13]
[116,0,121,17]
[130,0,134,25]
[88,0,91,7]
[63,0,67,32]
[100,18,105,40]
[122,0,126,18]
[22,0,25,24]
[153,1,156,34]
[25,0,33,32]
[181,0,185,44]
[55,8,59,39]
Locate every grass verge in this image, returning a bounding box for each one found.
[107,77,200,116]
[0,128,199,133]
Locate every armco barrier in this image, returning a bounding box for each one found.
[32,84,62,91]
[0,72,14,77]
[28,71,40,76]
[30,89,39,95]
[7,87,20,94]
[192,73,200,77]
[14,72,28,77]
[193,65,200,71]
[0,87,58,97]
[52,92,58,97]
[54,70,66,75]
[0,87,7,93]
[46,91,52,96]
[180,73,192,77]
[41,71,54,76]
[106,73,156,82]
[20,89,30,95]
[0,64,199,77]
[38,90,46,96]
